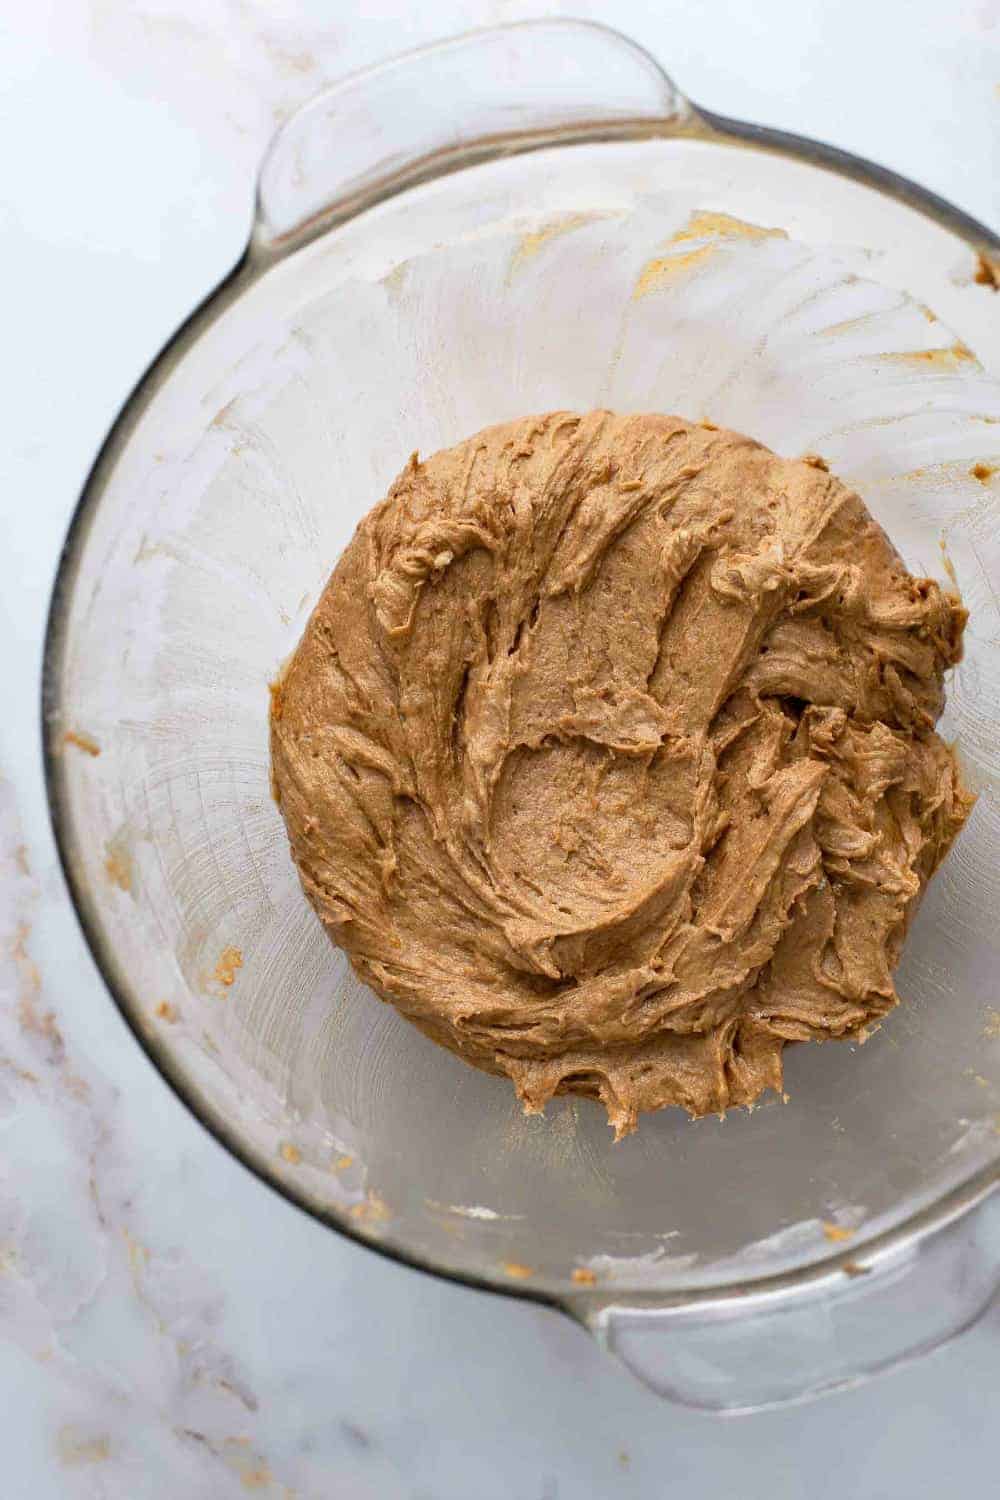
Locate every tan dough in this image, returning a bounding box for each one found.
[271,412,972,1137]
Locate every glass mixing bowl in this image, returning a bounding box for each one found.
[43,21,1000,1412]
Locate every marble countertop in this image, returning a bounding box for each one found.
[2,2,998,1494]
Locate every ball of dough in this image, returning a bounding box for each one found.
[271,412,971,1137]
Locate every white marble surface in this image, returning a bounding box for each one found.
[1,1,999,1494]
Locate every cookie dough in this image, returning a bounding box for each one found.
[271,412,971,1137]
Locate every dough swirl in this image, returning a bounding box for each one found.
[271,412,971,1136]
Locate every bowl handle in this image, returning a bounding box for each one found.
[250,19,687,257]
[573,1184,1000,1413]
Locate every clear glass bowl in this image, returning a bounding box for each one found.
[43,21,1000,1412]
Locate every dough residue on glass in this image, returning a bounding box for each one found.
[271,411,972,1137]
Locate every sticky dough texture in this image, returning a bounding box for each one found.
[271,412,971,1137]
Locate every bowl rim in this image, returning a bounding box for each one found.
[42,22,1000,1310]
